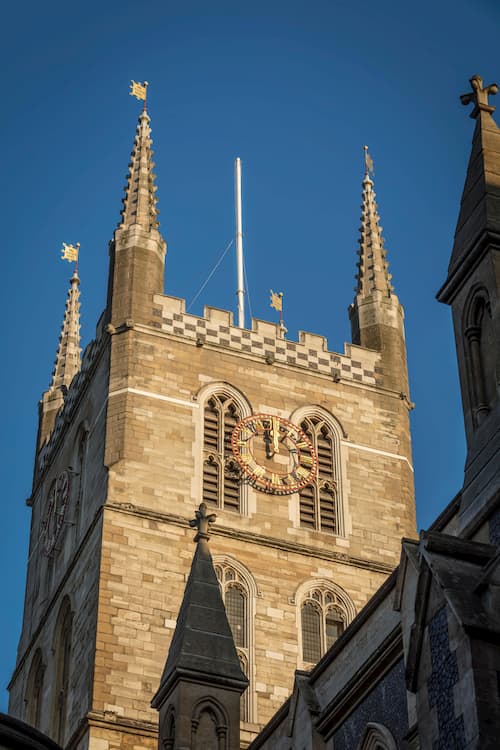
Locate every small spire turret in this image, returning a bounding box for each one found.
[119,109,159,232]
[349,148,409,395]
[152,503,247,749]
[50,269,82,392]
[107,100,166,327]
[36,269,82,451]
[355,161,394,298]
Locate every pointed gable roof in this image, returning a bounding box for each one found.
[403,530,498,691]
[439,74,500,299]
[152,505,247,708]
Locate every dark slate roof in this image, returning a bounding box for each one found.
[152,538,247,707]
[450,108,500,275]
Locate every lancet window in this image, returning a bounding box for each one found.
[52,597,73,745]
[464,288,496,428]
[74,422,89,541]
[300,588,347,663]
[214,561,255,723]
[298,414,341,534]
[25,649,45,729]
[203,394,243,512]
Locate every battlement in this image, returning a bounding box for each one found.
[152,294,380,385]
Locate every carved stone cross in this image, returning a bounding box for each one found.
[461,74,498,119]
[189,502,217,542]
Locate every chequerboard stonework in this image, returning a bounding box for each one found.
[8,103,416,749]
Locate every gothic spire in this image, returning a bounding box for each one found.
[152,503,247,709]
[50,270,82,392]
[355,156,394,298]
[445,74,500,279]
[119,109,159,231]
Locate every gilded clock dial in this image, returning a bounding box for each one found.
[231,414,318,495]
[41,470,71,555]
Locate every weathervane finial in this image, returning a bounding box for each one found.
[460,74,498,119]
[130,80,149,111]
[363,145,374,178]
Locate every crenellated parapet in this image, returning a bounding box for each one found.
[152,294,381,387]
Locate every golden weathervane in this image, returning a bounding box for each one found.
[61,242,80,263]
[130,80,149,103]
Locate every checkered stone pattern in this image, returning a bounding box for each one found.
[153,300,378,385]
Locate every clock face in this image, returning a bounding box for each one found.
[41,471,71,555]
[231,414,318,495]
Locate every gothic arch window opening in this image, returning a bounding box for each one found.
[25,649,45,729]
[191,699,228,750]
[463,288,496,427]
[51,598,73,745]
[358,722,398,750]
[298,414,341,534]
[214,560,255,723]
[203,393,243,513]
[73,422,89,541]
[300,588,347,663]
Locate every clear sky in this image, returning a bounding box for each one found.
[1,0,498,711]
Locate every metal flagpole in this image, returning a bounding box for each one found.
[234,157,245,328]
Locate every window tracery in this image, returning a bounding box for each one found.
[297,412,343,534]
[203,395,243,512]
[300,588,347,663]
[295,580,355,666]
[214,560,255,723]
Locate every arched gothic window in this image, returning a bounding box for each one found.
[464,289,496,428]
[298,414,341,534]
[358,722,398,750]
[52,597,73,745]
[203,394,243,512]
[191,699,228,750]
[25,649,45,729]
[73,422,89,541]
[161,707,176,750]
[214,560,255,723]
[301,588,347,663]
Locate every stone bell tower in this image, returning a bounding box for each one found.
[9,97,416,750]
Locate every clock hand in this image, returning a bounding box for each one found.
[263,422,274,458]
[272,417,280,455]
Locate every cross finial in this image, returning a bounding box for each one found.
[461,74,499,119]
[189,502,217,542]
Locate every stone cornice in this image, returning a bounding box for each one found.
[104,501,396,575]
[436,232,500,304]
[66,711,158,750]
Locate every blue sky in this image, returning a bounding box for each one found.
[1,0,498,711]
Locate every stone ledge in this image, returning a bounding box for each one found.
[104,502,395,575]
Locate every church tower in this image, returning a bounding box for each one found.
[9,99,416,750]
[437,75,500,534]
